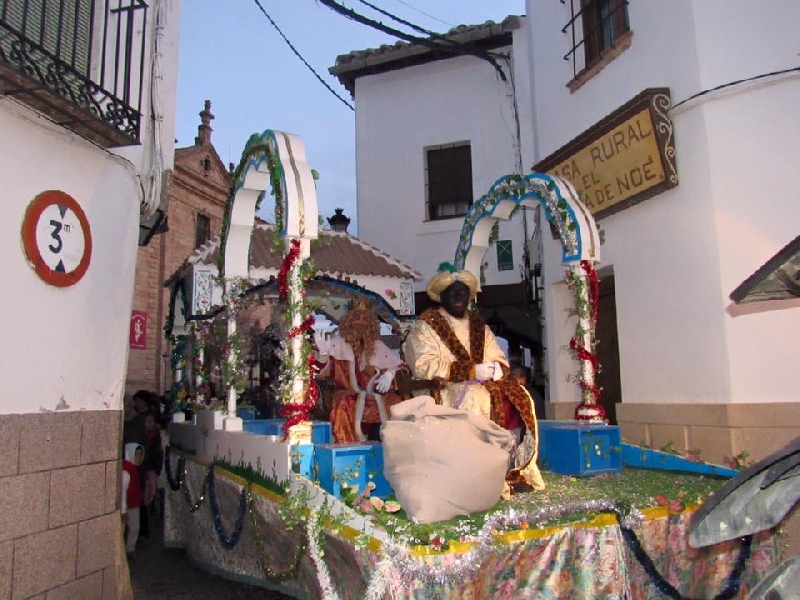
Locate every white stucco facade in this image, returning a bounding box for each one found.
[526,0,799,411]
[0,0,182,415]
[353,18,535,289]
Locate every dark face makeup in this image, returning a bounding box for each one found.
[440,281,471,318]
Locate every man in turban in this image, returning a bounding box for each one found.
[403,266,545,490]
[315,298,404,443]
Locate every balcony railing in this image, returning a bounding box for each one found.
[0,0,147,147]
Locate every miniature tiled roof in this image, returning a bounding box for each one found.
[166,222,421,285]
[329,15,522,94]
[729,234,800,304]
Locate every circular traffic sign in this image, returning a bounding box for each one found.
[21,190,92,287]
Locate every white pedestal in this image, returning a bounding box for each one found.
[223,416,244,431]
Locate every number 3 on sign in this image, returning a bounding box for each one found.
[22,190,92,287]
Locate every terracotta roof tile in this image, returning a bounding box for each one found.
[166,223,421,285]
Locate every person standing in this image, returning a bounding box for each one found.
[142,413,163,518]
[121,443,144,557]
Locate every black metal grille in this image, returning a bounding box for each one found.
[562,0,629,79]
[0,0,148,146]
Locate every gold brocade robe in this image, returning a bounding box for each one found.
[403,308,545,489]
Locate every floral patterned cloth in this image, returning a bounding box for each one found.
[164,458,777,600]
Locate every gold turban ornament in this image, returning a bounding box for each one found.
[426,268,478,303]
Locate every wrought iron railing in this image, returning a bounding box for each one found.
[561,0,629,79]
[0,0,147,146]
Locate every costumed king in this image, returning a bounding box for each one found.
[315,298,404,443]
[403,265,545,491]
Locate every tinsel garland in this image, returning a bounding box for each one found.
[307,511,339,600]
[362,501,751,599]
[192,322,212,401]
[247,486,307,583]
[164,445,183,491]
[565,260,602,405]
[364,500,644,596]
[207,466,249,549]
[182,463,210,513]
[170,336,189,410]
[165,452,755,598]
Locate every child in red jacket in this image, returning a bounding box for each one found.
[121,442,144,556]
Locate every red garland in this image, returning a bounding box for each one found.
[577,378,602,403]
[287,314,315,339]
[580,260,599,321]
[280,352,320,438]
[569,336,599,372]
[278,238,302,301]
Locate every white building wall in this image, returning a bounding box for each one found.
[527,0,799,407]
[355,23,533,289]
[0,0,182,416]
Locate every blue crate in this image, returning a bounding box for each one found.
[243,418,332,445]
[314,442,392,499]
[621,443,737,477]
[539,420,622,476]
[236,406,258,420]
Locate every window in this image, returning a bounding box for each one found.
[496,240,514,271]
[582,0,629,67]
[425,143,473,220]
[563,0,630,81]
[195,214,211,248]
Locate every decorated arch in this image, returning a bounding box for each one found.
[216,130,319,432]
[454,172,605,419]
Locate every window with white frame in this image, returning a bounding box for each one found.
[425,143,473,220]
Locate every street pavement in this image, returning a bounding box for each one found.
[129,513,295,600]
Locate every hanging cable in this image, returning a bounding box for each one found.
[318,0,507,81]
[669,66,800,113]
[357,0,442,38]
[252,0,354,111]
[388,0,454,28]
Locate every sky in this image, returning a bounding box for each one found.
[175,0,525,234]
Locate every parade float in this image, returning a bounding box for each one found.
[162,129,779,599]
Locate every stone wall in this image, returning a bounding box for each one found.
[0,411,131,599]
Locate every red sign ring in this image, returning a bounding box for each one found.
[21,190,92,287]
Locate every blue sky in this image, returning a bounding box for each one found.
[175,0,525,234]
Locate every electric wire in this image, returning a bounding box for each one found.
[356,0,442,38]
[388,0,454,28]
[669,66,800,113]
[252,0,354,111]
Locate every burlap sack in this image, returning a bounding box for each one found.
[381,395,515,524]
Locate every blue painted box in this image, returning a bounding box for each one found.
[539,420,622,476]
[314,442,393,499]
[243,419,332,445]
[236,406,258,420]
[621,443,737,477]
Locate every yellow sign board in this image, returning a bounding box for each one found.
[535,89,677,220]
[549,108,664,213]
